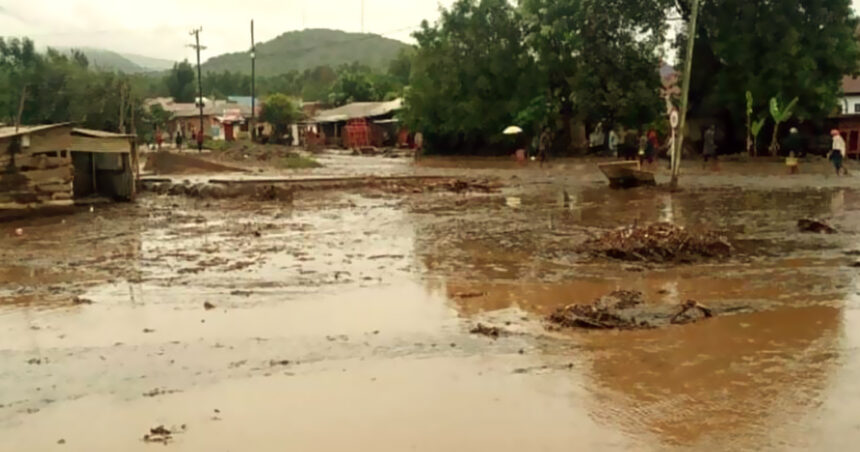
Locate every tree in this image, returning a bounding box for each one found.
[768,96,799,155]
[388,47,416,86]
[328,69,378,106]
[260,94,301,142]
[678,0,860,147]
[403,0,541,153]
[165,60,196,103]
[521,0,672,149]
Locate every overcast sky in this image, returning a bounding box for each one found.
[2,0,859,63]
[0,0,457,62]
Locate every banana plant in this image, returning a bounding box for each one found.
[746,91,754,155]
[769,97,799,156]
[751,116,766,157]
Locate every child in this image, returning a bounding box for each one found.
[830,129,847,176]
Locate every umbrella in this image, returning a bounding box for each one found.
[503,126,523,135]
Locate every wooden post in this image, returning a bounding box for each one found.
[251,20,257,142]
[14,85,27,132]
[671,0,701,189]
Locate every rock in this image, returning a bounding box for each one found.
[798,218,837,234]
[204,301,216,310]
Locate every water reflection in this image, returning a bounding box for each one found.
[413,184,860,448]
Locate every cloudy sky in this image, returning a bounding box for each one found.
[2,0,859,63]
[0,0,457,62]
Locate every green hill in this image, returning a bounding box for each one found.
[58,47,145,73]
[202,29,409,76]
[121,53,175,71]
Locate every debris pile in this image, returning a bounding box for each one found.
[798,218,837,234]
[369,178,500,195]
[581,222,732,263]
[548,290,718,330]
[470,323,504,338]
[143,425,186,444]
[141,181,294,202]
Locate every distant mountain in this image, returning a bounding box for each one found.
[58,47,145,73]
[121,53,175,72]
[202,29,409,76]
[56,47,175,73]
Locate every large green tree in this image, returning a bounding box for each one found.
[328,68,379,106]
[260,93,301,141]
[165,60,196,103]
[677,0,860,147]
[520,0,672,144]
[403,0,541,153]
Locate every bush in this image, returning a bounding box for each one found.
[278,155,322,169]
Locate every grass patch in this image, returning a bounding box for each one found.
[278,155,323,169]
[203,139,231,152]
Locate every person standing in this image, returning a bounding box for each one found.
[413,132,424,162]
[830,129,847,176]
[175,129,184,150]
[703,125,717,170]
[538,127,552,167]
[783,127,802,174]
[608,128,619,158]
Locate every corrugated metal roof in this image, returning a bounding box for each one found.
[843,76,860,95]
[0,123,72,140]
[72,128,136,139]
[314,99,403,123]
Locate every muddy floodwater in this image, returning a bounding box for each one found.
[3,155,860,451]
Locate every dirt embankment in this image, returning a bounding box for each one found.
[144,152,247,175]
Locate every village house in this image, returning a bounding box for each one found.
[146,97,262,142]
[834,75,860,157]
[0,123,137,213]
[310,99,404,148]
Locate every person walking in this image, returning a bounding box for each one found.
[830,129,848,176]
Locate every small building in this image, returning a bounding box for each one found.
[833,76,860,156]
[312,99,403,148]
[1,124,137,213]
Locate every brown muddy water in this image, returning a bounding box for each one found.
[3,156,860,451]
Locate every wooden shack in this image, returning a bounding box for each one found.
[0,124,137,212]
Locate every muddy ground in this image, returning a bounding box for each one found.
[3,154,860,451]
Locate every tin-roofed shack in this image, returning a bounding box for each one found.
[1,124,137,213]
[312,99,403,148]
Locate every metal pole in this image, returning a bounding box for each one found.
[193,28,205,152]
[670,0,701,189]
[251,20,256,142]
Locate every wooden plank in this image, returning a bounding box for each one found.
[0,154,70,170]
[21,126,73,154]
[19,166,73,183]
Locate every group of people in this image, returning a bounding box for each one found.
[153,127,205,152]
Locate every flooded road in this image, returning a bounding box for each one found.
[3,156,860,450]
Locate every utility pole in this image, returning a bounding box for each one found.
[361,0,365,33]
[670,0,700,189]
[251,20,256,142]
[188,27,206,152]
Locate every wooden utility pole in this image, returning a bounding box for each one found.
[251,20,257,141]
[361,0,365,33]
[189,27,206,152]
[14,85,27,132]
[670,0,701,189]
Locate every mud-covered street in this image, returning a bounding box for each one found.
[3,155,860,451]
